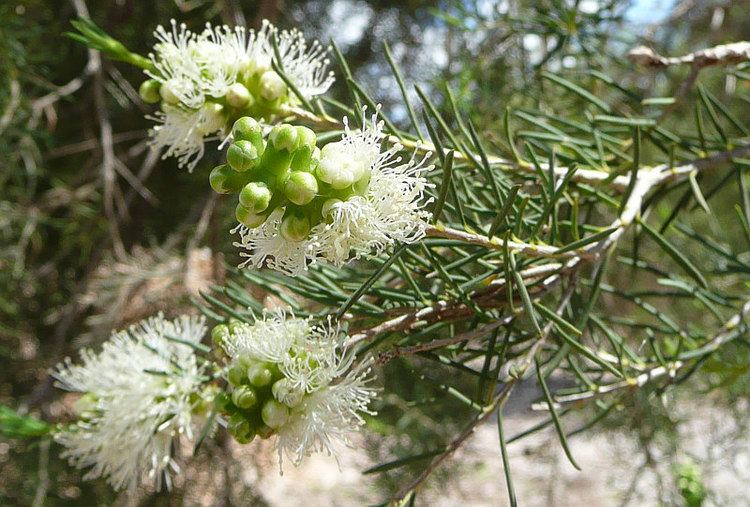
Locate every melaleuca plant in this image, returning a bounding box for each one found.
[40,8,750,504]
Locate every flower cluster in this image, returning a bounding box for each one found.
[52,314,212,491]
[211,109,433,276]
[141,20,334,171]
[211,313,376,466]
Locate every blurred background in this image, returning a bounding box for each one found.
[2,0,750,505]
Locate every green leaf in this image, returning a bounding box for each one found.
[638,220,709,289]
[0,405,50,439]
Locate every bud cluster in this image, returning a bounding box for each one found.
[211,117,373,243]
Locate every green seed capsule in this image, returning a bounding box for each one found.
[227,364,246,386]
[227,140,260,172]
[284,171,318,205]
[261,400,290,429]
[239,182,272,213]
[280,214,310,242]
[235,203,267,228]
[270,124,299,152]
[139,79,161,104]
[231,385,258,409]
[247,363,274,387]
[226,82,252,108]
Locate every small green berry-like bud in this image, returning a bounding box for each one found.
[159,80,181,105]
[321,198,342,218]
[235,203,267,228]
[227,140,260,172]
[284,171,318,205]
[239,182,272,213]
[211,324,229,347]
[231,385,258,409]
[228,413,256,444]
[209,164,236,194]
[232,117,263,146]
[280,214,310,242]
[261,400,290,429]
[259,70,287,101]
[226,82,252,108]
[247,363,274,387]
[213,391,232,412]
[296,126,317,150]
[139,79,161,104]
[270,124,299,152]
[227,364,246,386]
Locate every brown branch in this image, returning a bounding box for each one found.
[628,41,750,68]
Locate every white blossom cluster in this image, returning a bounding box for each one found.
[220,312,376,467]
[52,314,210,491]
[234,110,434,276]
[145,19,334,171]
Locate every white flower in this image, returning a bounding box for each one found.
[52,314,209,492]
[148,103,225,172]
[233,109,433,275]
[144,19,333,170]
[232,208,313,277]
[222,313,376,467]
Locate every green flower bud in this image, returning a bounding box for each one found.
[228,413,256,444]
[321,198,342,218]
[284,171,318,206]
[227,140,260,172]
[232,117,264,147]
[270,124,299,152]
[296,126,317,150]
[139,79,161,104]
[235,203,267,228]
[231,385,258,409]
[247,362,274,387]
[259,70,287,101]
[227,364,246,386]
[280,213,310,242]
[159,80,181,105]
[226,82,252,108]
[213,391,232,412]
[239,182,272,213]
[209,164,237,194]
[211,324,229,347]
[260,148,292,180]
[261,399,290,429]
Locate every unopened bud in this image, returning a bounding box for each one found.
[280,214,310,242]
[296,126,316,150]
[270,124,298,152]
[247,362,274,387]
[231,385,258,409]
[211,324,229,347]
[239,182,272,213]
[259,70,287,101]
[226,82,252,108]
[159,79,181,105]
[228,140,260,172]
[261,399,290,429]
[231,117,264,147]
[235,203,267,228]
[139,79,161,104]
[227,364,246,386]
[284,171,318,205]
[228,413,256,444]
[209,164,236,194]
